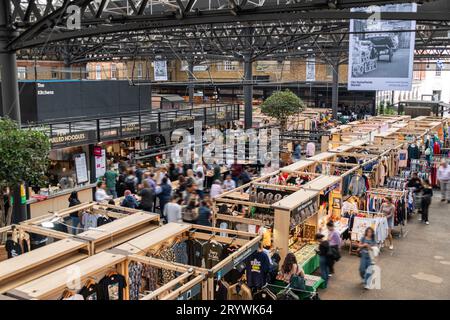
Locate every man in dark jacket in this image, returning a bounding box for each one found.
[157,177,172,217]
[139,180,155,213]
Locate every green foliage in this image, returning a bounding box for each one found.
[0,118,50,189]
[260,90,305,127]
[377,102,396,115]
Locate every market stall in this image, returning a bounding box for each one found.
[115,222,262,300]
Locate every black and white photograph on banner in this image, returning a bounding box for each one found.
[306,57,316,82]
[348,3,417,91]
[154,60,168,81]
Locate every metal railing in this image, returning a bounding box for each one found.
[24,104,241,146]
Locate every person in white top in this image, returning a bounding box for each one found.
[306,142,316,157]
[222,175,236,191]
[95,181,112,202]
[437,160,450,203]
[164,196,183,223]
[210,180,224,198]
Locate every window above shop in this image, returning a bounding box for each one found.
[17,66,27,80]
[95,65,102,80]
[111,64,117,80]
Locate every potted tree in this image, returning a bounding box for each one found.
[0,118,50,234]
[260,90,305,130]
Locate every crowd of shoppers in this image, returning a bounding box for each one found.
[91,158,257,227]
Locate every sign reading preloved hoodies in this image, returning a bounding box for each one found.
[348,3,417,91]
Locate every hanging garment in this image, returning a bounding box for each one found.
[348,175,367,197]
[407,144,420,160]
[306,142,316,157]
[245,251,270,289]
[82,212,100,231]
[98,273,127,300]
[203,241,223,269]
[187,239,205,267]
[214,280,229,300]
[173,241,188,265]
[78,281,101,300]
[227,283,252,300]
[5,240,22,259]
[128,262,143,300]
[434,141,441,155]
[142,259,159,292]
[157,247,176,283]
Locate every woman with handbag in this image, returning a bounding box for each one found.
[419,179,433,225]
[326,221,341,275]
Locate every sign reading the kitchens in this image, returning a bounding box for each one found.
[50,131,97,148]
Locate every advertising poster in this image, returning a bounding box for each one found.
[348,3,417,91]
[154,60,168,81]
[74,153,89,184]
[306,57,316,82]
[95,149,106,178]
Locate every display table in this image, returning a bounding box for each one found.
[301,254,320,276]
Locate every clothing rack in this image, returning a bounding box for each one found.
[365,189,408,238]
[116,223,262,300]
[127,254,207,301]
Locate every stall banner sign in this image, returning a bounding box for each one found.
[291,195,319,224]
[253,187,292,205]
[176,283,201,300]
[154,60,168,81]
[50,130,97,148]
[95,149,107,178]
[348,3,417,91]
[219,241,259,276]
[323,182,340,196]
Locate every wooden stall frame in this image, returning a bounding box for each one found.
[7,251,128,300]
[126,254,207,301]
[0,237,90,294]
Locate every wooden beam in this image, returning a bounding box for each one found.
[192,232,248,246]
[18,224,70,240]
[215,213,265,226]
[214,197,272,209]
[210,235,261,274]
[162,274,206,301]
[142,271,194,300]
[191,224,257,237]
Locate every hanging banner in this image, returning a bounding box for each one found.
[154,60,168,81]
[306,57,316,82]
[348,3,417,91]
[95,149,107,178]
